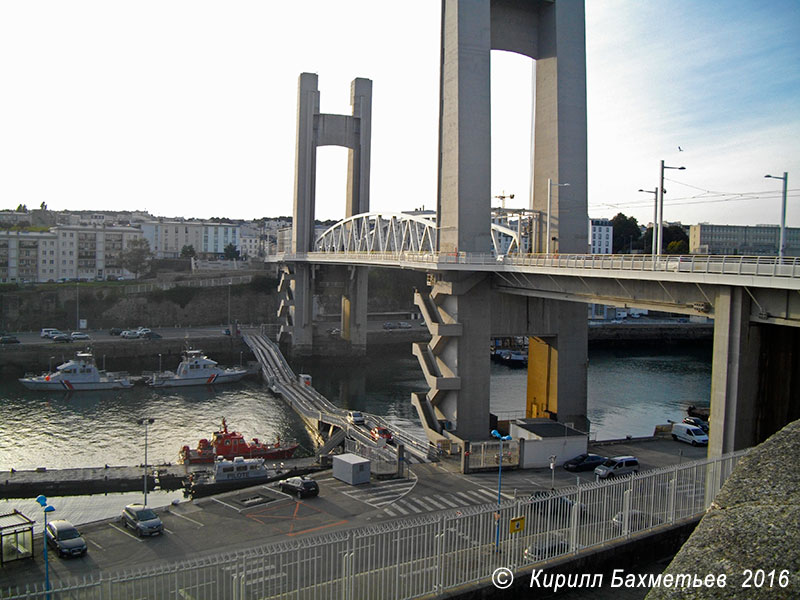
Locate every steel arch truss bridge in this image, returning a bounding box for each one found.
[314,212,521,257]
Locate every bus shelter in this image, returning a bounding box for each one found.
[0,510,34,565]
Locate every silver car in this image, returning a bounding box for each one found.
[122,504,163,536]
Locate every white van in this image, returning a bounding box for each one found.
[40,328,59,338]
[671,423,709,446]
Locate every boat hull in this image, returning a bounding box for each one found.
[150,372,247,387]
[18,379,133,391]
[180,444,299,465]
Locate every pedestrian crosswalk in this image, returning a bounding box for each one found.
[320,475,516,518]
[381,487,509,517]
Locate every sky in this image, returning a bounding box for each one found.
[1,1,798,228]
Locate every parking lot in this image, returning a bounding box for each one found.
[1,436,707,590]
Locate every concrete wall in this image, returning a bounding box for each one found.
[515,433,587,469]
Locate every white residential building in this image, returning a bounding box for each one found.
[0,225,142,282]
[589,218,613,254]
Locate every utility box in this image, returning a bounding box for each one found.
[332,453,370,485]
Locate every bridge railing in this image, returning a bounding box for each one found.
[273,251,800,279]
[3,450,748,600]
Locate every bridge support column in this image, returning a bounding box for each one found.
[341,266,368,354]
[413,273,491,444]
[709,287,760,455]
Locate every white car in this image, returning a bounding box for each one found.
[70,331,90,340]
[347,411,365,425]
[120,330,140,339]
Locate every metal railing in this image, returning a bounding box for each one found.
[271,251,800,282]
[3,450,747,600]
[123,274,253,294]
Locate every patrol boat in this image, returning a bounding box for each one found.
[19,352,133,391]
[149,349,247,387]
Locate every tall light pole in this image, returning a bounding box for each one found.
[35,495,55,599]
[765,172,789,259]
[227,281,232,330]
[546,179,570,254]
[491,429,512,552]
[658,161,686,255]
[75,281,79,330]
[638,188,658,258]
[137,418,155,505]
[549,455,557,490]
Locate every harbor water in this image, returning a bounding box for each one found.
[0,343,712,473]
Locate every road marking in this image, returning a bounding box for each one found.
[162,527,174,534]
[108,523,143,542]
[390,503,410,515]
[168,511,204,527]
[437,495,460,508]
[89,539,104,550]
[210,497,245,513]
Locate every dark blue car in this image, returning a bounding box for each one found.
[563,453,607,472]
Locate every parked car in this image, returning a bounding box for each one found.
[70,331,90,340]
[108,327,123,336]
[40,328,60,338]
[141,331,162,339]
[45,519,87,558]
[327,327,341,337]
[682,417,709,433]
[672,423,708,446]
[137,328,151,336]
[523,534,570,562]
[52,334,73,343]
[0,336,20,344]
[370,426,393,444]
[347,411,365,425]
[382,322,398,330]
[121,504,163,537]
[563,453,607,472]
[594,456,639,479]
[279,476,319,499]
[612,510,661,531]
[120,330,140,339]
[397,321,412,329]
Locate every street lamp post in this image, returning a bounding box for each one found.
[549,455,557,490]
[137,418,155,505]
[765,172,789,259]
[75,282,79,330]
[491,429,512,552]
[227,281,232,331]
[657,161,685,255]
[546,179,570,254]
[35,495,55,599]
[638,188,658,258]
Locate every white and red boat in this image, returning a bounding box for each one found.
[18,352,133,391]
[179,418,299,464]
[149,349,247,387]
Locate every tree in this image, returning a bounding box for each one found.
[666,240,689,254]
[180,245,196,258]
[610,213,641,253]
[223,243,239,260]
[119,238,153,279]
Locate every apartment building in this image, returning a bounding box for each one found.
[589,218,613,254]
[0,225,142,282]
[689,223,800,256]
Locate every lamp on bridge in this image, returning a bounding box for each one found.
[546,180,569,255]
[638,188,658,258]
[764,172,789,259]
[491,429,512,552]
[657,162,686,255]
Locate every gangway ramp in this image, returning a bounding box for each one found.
[243,334,433,463]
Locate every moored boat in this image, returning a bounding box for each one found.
[179,418,299,464]
[149,349,247,387]
[18,352,133,391]
[185,456,283,497]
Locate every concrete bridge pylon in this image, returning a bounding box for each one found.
[414,0,589,444]
[279,73,372,355]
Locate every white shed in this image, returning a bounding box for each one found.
[510,419,588,469]
[332,453,371,485]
